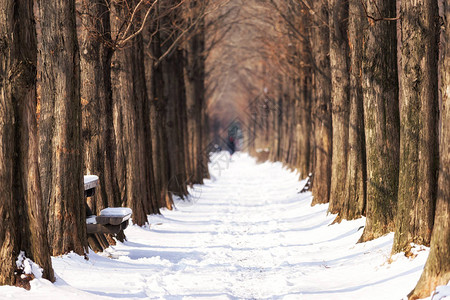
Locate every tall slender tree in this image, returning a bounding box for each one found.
[160,1,189,198]
[79,0,121,213]
[341,0,366,221]
[110,0,154,225]
[134,28,160,216]
[328,0,350,215]
[144,19,173,209]
[296,5,312,178]
[408,1,450,297]
[38,0,87,255]
[183,0,207,185]
[0,0,54,285]
[309,0,332,205]
[392,0,439,253]
[359,0,400,242]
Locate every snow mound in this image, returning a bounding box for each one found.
[16,251,43,279]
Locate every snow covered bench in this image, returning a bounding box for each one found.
[86,208,132,235]
[298,173,313,193]
[84,175,99,197]
[84,175,132,235]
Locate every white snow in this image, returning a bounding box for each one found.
[86,216,97,225]
[15,251,43,279]
[84,175,99,190]
[99,207,133,217]
[84,175,99,184]
[1,152,449,299]
[435,285,450,300]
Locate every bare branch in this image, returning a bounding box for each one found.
[118,0,159,47]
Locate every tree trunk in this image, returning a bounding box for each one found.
[271,90,282,162]
[79,0,121,213]
[37,0,87,255]
[297,68,312,178]
[183,20,206,184]
[287,79,297,167]
[134,32,160,215]
[0,0,54,285]
[201,103,210,179]
[284,78,295,165]
[309,0,332,205]
[359,0,400,242]
[110,1,149,225]
[328,0,350,215]
[341,0,366,221]
[143,18,173,210]
[154,63,173,209]
[408,4,450,296]
[392,0,439,254]
[162,48,189,197]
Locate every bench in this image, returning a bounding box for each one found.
[86,207,132,235]
[298,173,313,193]
[84,175,99,197]
[84,175,132,244]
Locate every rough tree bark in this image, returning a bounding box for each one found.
[201,101,210,179]
[0,0,54,285]
[134,31,160,216]
[79,0,121,213]
[284,78,295,165]
[160,2,189,198]
[341,0,366,221]
[110,0,152,225]
[296,29,312,178]
[271,82,282,162]
[392,0,439,254]
[37,0,87,255]
[309,0,332,205]
[288,79,297,167]
[183,16,206,185]
[144,22,173,209]
[407,2,450,297]
[163,49,189,198]
[359,0,400,242]
[328,0,350,215]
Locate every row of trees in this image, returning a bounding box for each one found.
[0,0,215,287]
[241,1,448,299]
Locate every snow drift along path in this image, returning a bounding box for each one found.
[1,153,436,299]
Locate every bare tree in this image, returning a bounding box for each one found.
[408,1,450,298]
[309,0,332,205]
[0,0,54,286]
[392,0,439,254]
[38,0,88,255]
[341,0,366,221]
[78,0,121,214]
[327,0,350,215]
[359,0,400,242]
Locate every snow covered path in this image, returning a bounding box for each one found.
[1,153,432,299]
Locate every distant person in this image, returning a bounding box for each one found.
[227,136,236,156]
